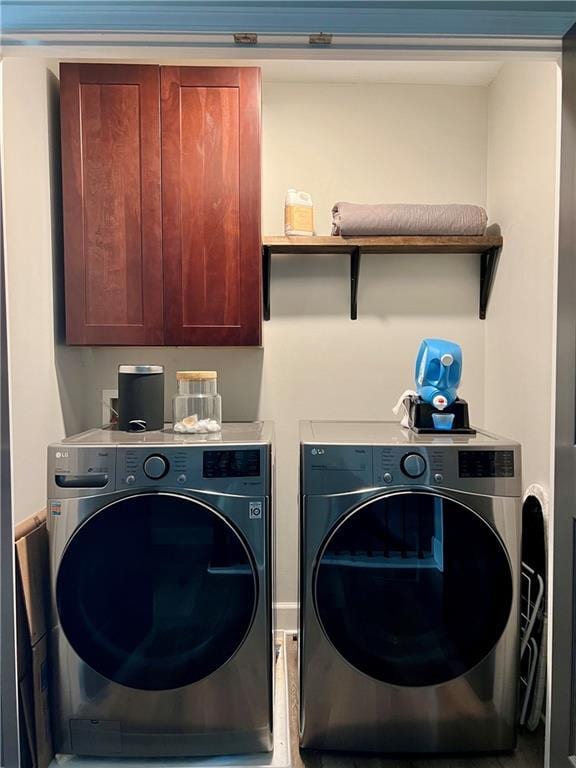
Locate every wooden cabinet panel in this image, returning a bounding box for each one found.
[60,64,163,345]
[161,67,262,346]
[60,64,261,346]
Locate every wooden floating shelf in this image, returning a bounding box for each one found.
[262,234,503,321]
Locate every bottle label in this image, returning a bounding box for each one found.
[285,205,314,234]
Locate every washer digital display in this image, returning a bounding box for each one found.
[203,450,261,478]
[459,450,514,478]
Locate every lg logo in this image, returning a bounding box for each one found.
[55,451,69,459]
[311,448,325,456]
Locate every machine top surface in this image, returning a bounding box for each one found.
[57,421,273,447]
[300,420,518,448]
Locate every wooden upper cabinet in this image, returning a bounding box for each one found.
[60,64,163,345]
[161,67,262,346]
[60,64,262,346]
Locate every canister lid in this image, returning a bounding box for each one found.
[118,365,164,374]
[176,370,217,381]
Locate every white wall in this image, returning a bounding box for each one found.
[1,58,87,523]
[262,82,487,234]
[78,81,489,622]
[484,62,559,494]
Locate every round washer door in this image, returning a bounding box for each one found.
[314,492,513,687]
[56,493,257,691]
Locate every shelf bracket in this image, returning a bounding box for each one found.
[263,245,271,321]
[350,247,361,320]
[479,246,501,320]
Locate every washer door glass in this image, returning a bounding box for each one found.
[314,492,513,687]
[56,493,257,691]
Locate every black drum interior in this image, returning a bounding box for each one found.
[314,492,513,687]
[56,493,257,691]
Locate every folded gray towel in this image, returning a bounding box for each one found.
[331,202,488,237]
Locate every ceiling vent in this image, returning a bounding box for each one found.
[234,33,258,45]
[309,33,333,45]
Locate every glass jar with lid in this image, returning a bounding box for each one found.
[172,371,222,433]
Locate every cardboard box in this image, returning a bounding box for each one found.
[15,511,54,768]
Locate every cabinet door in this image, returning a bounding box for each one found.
[161,67,261,346]
[60,64,163,345]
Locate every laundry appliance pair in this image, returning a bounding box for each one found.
[299,420,522,755]
[47,423,274,758]
[48,419,522,759]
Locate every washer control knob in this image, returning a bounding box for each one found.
[383,472,393,484]
[144,455,169,480]
[126,474,136,485]
[401,453,427,478]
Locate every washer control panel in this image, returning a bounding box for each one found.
[116,446,268,494]
[49,442,271,498]
[371,445,520,496]
[301,423,521,498]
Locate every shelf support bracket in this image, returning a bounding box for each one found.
[479,246,501,320]
[350,247,361,320]
[263,246,271,321]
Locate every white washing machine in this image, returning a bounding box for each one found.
[47,423,274,757]
[299,420,521,754]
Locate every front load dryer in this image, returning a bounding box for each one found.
[47,422,274,757]
[299,420,521,754]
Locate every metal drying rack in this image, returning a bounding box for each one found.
[519,561,545,726]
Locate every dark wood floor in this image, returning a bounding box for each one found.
[285,636,544,768]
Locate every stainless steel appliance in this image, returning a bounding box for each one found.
[299,420,521,754]
[47,423,274,757]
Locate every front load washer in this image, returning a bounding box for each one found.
[299,420,521,754]
[47,422,274,757]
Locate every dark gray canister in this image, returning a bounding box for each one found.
[118,365,164,432]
